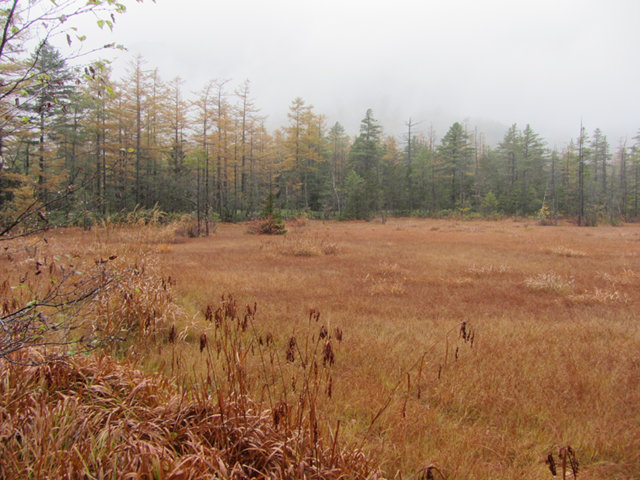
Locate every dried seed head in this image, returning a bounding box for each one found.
[334,327,343,342]
[319,325,328,339]
[323,340,335,367]
[546,453,557,476]
[417,465,444,480]
[204,304,213,322]
[273,401,288,428]
[199,332,207,353]
[223,294,237,319]
[286,336,297,362]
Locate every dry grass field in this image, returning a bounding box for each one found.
[3,218,640,479]
[147,218,640,479]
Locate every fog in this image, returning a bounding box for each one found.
[78,0,640,147]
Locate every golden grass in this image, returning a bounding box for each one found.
[150,218,640,479]
[523,272,574,294]
[261,232,340,257]
[2,218,640,479]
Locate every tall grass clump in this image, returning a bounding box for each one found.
[0,238,385,478]
[96,205,203,244]
[0,347,383,479]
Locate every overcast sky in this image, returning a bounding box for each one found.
[77,0,640,147]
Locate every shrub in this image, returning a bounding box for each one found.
[538,204,557,226]
[247,194,287,235]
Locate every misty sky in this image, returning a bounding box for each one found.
[78,0,640,147]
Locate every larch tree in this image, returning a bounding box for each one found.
[193,80,215,235]
[142,68,165,209]
[283,97,310,210]
[126,56,147,206]
[234,80,259,214]
[165,76,190,212]
[211,79,231,219]
[326,122,349,216]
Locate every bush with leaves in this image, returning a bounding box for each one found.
[247,194,287,235]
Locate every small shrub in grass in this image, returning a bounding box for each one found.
[247,216,287,235]
[173,214,201,238]
[248,194,287,235]
[538,204,557,226]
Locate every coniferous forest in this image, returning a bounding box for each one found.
[2,10,640,233]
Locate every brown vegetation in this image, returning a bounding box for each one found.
[0,348,380,479]
[2,218,640,479]
[153,218,640,479]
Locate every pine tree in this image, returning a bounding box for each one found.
[438,122,473,211]
[348,109,383,217]
[22,42,76,204]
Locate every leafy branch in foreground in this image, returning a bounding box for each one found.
[0,252,122,363]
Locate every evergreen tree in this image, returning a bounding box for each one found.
[348,109,383,217]
[438,122,473,210]
[22,42,76,204]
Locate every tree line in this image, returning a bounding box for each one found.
[2,44,640,232]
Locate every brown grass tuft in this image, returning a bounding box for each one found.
[267,233,339,257]
[546,246,588,257]
[523,272,574,294]
[0,349,382,479]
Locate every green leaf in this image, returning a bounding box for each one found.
[97,19,105,29]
